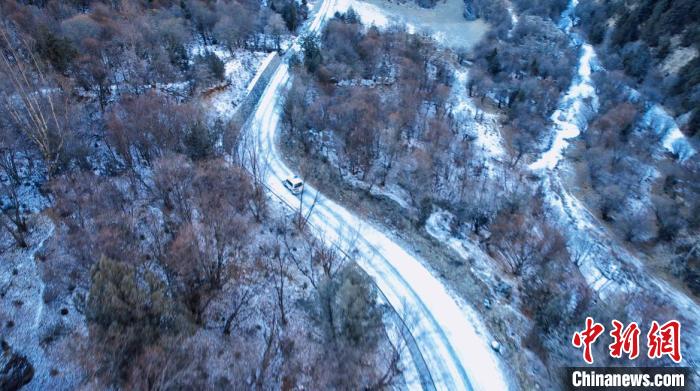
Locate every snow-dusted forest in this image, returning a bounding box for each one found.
[1,0,698,390]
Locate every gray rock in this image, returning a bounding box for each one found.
[1,340,34,391]
[478,228,492,241]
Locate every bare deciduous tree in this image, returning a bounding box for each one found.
[0,26,67,177]
[491,211,568,276]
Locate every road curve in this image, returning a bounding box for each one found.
[244,1,511,390]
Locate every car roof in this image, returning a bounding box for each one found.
[287,176,303,185]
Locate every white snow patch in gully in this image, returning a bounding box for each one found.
[346,176,412,209]
[641,104,696,160]
[425,210,470,261]
[452,69,505,159]
[529,43,598,170]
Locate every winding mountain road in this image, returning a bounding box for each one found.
[240,0,511,389]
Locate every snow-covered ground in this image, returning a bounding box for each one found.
[331,0,488,50]
[425,209,503,291]
[344,176,413,209]
[1,216,85,390]
[527,0,598,171]
[336,0,390,27]
[528,43,598,170]
[451,69,505,163]
[641,104,696,161]
[199,48,270,120]
[506,5,518,37]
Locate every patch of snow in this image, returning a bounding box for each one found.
[424,208,509,295]
[206,50,269,120]
[541,175,636,300]
[529,43,599,170]
[336,0,390,27]
[557,0,579,33]
[1,216,85,389]
[0,154,50,214]
[372,184,411,209]
[342,174,412,209]
[155,80,191,96]
[425,210,470,261]
[660,46,697,76]
[336,0,488,50]
[188,43,229,61]
[641,104,696,161]
[452,69,505,160]
[508,6,518,27]
[336,77,394,87]
[506,5,518,38]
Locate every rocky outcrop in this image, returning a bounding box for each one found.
[1,340,34,391]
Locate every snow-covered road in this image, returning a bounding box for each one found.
[251,62,509,391]
[239,0,511,389]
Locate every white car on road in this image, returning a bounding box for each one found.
[283,175,304,194]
